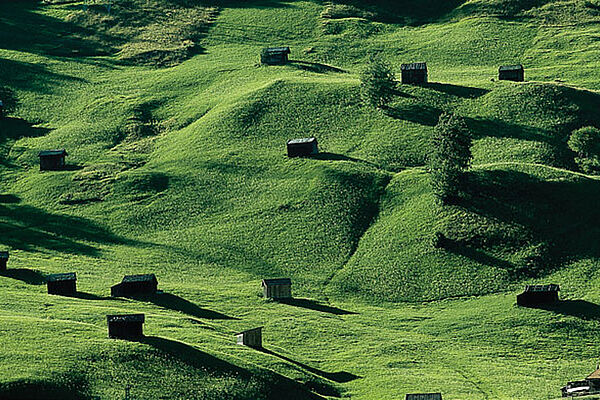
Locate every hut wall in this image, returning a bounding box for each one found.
[499,69,524,82]
[47,280,77,295]
[0,259,6,271]
[238,331,262,347]
[108,321,144,339]
[265,284,292,299]
[40,156,65,171]
[111,281,157,297]
[287,141,318,157]
[401,70,427,85]
[517,291,558,306]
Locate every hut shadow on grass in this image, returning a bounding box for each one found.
[382,104,442,127]
[67,291,117,301]
[278,298,356,315]
[0,268,46,285]
[132,292,237,320]
[288,60,347,74]
[537,300,600,321]
[259,347,360,384]
[312,152,382,170]
[424,82,489,99]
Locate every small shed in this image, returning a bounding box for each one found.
[261,47,291,65]
[39,149,67,171]
[111,274,158,297]
[236,327,262,348]
[587,368,600,391]
[107,314,145,340]
[287,137,319,157]
[516,284,560,306]
[262,278,292,299]
[499,65,524,82]
[406,394,442,400]
[0,251,8,271]
[47,272,77,295]
[561,380,590,397]
[401,63,428,85]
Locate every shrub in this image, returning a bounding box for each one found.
[428,113,473,203]
[359,55,397,108]
[568,126,600,174]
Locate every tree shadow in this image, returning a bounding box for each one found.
[132,292,237,320]
[537,300,600,321]
[0,371,93,400]
[0,58,87,94]
[288,60,347,74]
[259,347,360,384]
[0,117,51,141]
[0,86,18,114]
[0,268,46,285]
[424,82,489,99]
[278,298,356,315]
[0,195,20,204]
[142,336,331,400]
[382,104,442,127]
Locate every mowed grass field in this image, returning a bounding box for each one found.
[3,0,600,398]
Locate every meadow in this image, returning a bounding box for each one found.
[2,0,600,398]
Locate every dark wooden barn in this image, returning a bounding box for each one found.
[111,274,158,297]
[262,278,292,299]
[261,47,291,65]
[107,314,145,340]
[406,394,442,400]
[287,137,319,157]
[587,368,600,392]
[47,272,77,295]
[236,327,262,348]
[401,62,428,85]
[0,251,8,271]
[516,284,559,306]
[39,149,67,171]
[499,64,524,82]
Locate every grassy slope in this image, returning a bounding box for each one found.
[3,0,600,399]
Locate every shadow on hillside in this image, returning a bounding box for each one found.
[68,291,117,301]
[0,86,18,113]
[0,1,115,57]
[0,371,92,400]
[0,58,87,94]
[0,117,51,140]
[0,195,20,204]
[312,152,382,170]
[424,82,489,99]
[288,60,347,74]
[260,347,360,384]
[0,202,137,257]
[143,336,331,400]
[0,268,46,285]
[446,169,600,278]
[278,298,356,315]
[132,292,237,320]
[383,104,442,126]
[537,300,600,321]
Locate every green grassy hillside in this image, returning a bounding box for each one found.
[3,0,600,398]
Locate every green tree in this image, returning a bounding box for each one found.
[359,55,397,108]
[568,126,600,174]
[428,113,473,203]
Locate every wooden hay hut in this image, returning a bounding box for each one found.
[47,272,77,295]
[107,314,145,340]
[111,274,158,297]
[236,327,262,348]
[262,278,292,299]
[561,380,591,397]
[499,64,524,82]
[406,394,442,400]
[261,47,291,65]
[0,251,8,271]
[401,62,428,85]
[39,149,67,171]
[516,284,559,306]
[287,137,318,157]
[586,368,600,392]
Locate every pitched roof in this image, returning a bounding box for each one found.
[523,284,560,293]
[287,137,316,145]
[38,149,67,157]
[264,47,290,54]
[47,272,77,282]
[107,314,145,323]
[122,274,157,284]
[262,278,292,286]
[406,394,442,400]
[587,369,600,380]
[499,64,524,71]
[401,62,427,71]
[0,251,8,259]
[236,327,263,336]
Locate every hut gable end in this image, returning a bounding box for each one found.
[262,278,292,299]
[401,63,428,85]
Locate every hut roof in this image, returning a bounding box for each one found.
[0,251,8,259]
[264,47,290,54]
[38,149,67,157]
[122,274,157,284]
[107,314,145,323]
[405,394,442,400]
[236,327,263,336]
[262,278,292,287]
[499,64,524,71]
[47,272,77,282]
[287,137,316,145]
[587,369,600,380]
[523,284,559,293]
[401,62,427,71]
